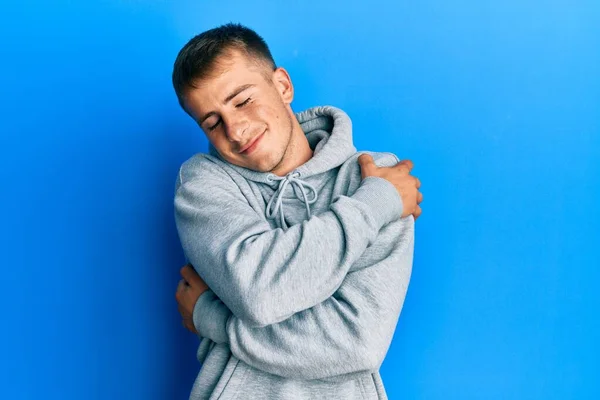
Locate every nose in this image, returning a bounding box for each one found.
[224,115,249,143]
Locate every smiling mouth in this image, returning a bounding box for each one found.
[239,130,266,154]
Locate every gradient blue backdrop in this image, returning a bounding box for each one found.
[1,1,598,399]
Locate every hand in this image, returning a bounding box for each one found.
[175,263,210,334]
[358,154,423,220]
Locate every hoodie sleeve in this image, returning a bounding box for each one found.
[192,216,414,381]
[174,155,403,328]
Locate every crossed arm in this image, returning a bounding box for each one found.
[182,217,414,381]
[174,154,417,380]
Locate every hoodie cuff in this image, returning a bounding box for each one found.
[193,290,231,344]
[351,176,403,228]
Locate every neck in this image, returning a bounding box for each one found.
[271,116,313,176]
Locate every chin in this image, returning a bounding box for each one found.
[252,159,277,173]
[247,159,275,174]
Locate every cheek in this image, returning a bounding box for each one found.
[208,134,235,159]
[261,106,287,136]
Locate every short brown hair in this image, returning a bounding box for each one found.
[172,22,277,108]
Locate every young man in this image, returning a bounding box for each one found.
[172,23,422,400]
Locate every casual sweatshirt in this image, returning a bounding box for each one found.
[174,105,414,400]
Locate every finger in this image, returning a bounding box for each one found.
[182,319,194,332]
[178,304,191,319]
[397,159,414,171]
[415,177,421,189]
[396,163,411,175]
[180,264,202,286]
[182,315,193,327]
[357,154,376,176]
[175,279,187,301]
[177,278,188,289]
[183,319,197,334]
[358,154,374,166]
[417,191,424,204]
[413,205,422,220]
[180,263,193,276]
[179,263,193,276]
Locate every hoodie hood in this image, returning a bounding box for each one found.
[208,105,357,228]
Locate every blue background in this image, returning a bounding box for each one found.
[1,1,598,399]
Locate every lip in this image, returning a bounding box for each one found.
[239,130,266,155]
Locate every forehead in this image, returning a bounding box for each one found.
[201,50,267,90]
[184,50,268,110]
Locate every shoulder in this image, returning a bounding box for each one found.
[347,150,400,168]
[174,153,234,192]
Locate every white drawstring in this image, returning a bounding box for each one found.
[265,171,318,229]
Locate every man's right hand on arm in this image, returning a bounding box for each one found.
[358,154,423,220]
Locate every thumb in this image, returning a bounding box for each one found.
[358,154,375,178]
[180,264,202,287]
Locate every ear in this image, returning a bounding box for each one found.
[272,67,294,104]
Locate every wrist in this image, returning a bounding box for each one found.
[353,176,403,226]
[192,290,230,344]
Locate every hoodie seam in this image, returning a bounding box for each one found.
[357,375,369,399]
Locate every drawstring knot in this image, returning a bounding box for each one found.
[265,171,318,229]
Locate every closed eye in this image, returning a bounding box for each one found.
[207,97,252,131]
[208,119,221,131]
[236,97,252,108]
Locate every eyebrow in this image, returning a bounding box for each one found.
[198,83,256,125]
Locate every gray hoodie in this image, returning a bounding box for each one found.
[174,106,414,400]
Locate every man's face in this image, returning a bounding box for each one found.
[182,49,295,173]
